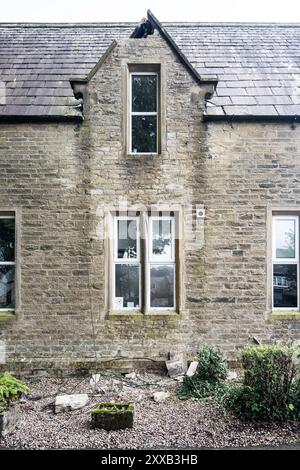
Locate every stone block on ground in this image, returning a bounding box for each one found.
[91,402,134,430]
[54,394,89,413]
[166,352,187,377]
[90,374,101,386]
[125,372,137,380]
[228,370,238,381]
[173,375,185,383]
[186,361,198,377]
[0,404,21,437]
[153,391,170,402]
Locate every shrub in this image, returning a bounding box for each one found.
[0,372,29,412]
[226,345,299,421]
[290,376,300,418]
[177,345,228,399]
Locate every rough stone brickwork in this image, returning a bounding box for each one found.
[0,32,300,373]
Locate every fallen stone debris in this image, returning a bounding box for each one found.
[228,370,238,381]
[1,372,300,449]
[165,352,188,378]
[54,394,89,413]
[186,361,198,377]
[153,391,170,403]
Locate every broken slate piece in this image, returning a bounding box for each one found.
[125,372,137,380]
[166,359,187,377]
[89,374,101,388]
[153,391,170,402]
[186,361,198,377]
[228,370,238,381]
[54,394,89,413]
[169,352,186,363]
[173,375,185,383]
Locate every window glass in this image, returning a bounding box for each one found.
[131,115,157,153]
[132,75,157,112]
[117,219,137,259]
[152,219,173,260]
[115,264,140,308]
[275,219,295,259]
[273,264,297,308]
[0,266,15,309]
[150,265,174,308]
[0,218,15,262]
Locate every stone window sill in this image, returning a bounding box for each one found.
[270,311,300,321]
[126,153,160,158]
[108,310,179,320]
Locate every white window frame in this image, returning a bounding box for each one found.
[113,215,141,310]
[0,214,15,312]
[129,72,158,155]
[147,215,176,311]
[272,214,299,311]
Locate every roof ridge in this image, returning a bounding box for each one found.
[0,21,300,28]
[0,22,137,28]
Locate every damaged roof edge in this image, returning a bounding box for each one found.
[147,10,218,89]
[203,114,300,123]
[0,114,83,123]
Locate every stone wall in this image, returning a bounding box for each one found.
[0,32,300,373]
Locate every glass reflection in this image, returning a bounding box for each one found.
[0,218,15,262]
[273,264,297,308]
[150,265,174,308]
[115,264,139,308]
[152,219,172,259]
[117,219,137,259]
[275,219,295,258]
[132,115,157,153]
[132,75,157,112]
[0,266,15,309]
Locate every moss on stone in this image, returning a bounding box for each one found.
[270,312,300,322]
[0,312,15,322]
[91,402,134,430]
[91,402,134,414]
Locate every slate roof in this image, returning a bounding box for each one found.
[0,19,299,119]
[167,24,300,118]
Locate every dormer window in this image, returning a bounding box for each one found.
[129,67,160,154]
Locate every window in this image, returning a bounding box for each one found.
[113,216,140,310]
[149,216,175,309]
[0,214,15,311]
[272,215,299,310]
[129,72,158,154]
[112,213,177,312]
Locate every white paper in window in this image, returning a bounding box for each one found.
[114,297,123,309]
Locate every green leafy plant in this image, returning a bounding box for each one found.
[0,372,29,412]
[226,345,299,421]
[177,345,228,399]
[91,402,133,414]
[290,376,300,417]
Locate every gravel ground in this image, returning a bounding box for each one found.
[1,372,300,450]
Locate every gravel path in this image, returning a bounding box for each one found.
[1,372,300,449]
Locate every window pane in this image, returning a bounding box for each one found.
[152,219,173,260]
[275,219,296,258]
[273,264,297,308]
[117,219,137,259]
[0,266,14,309]
[132,115,157,153]
[150,265,174,308]
[115,264,139,308]
[132,74,157,112]
[0,218,15,262]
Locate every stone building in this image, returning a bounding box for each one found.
[0,11,300,372]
